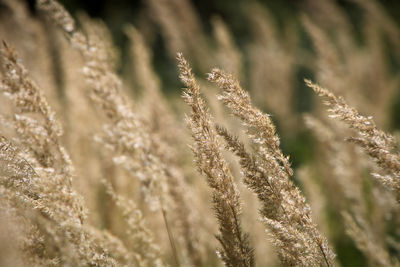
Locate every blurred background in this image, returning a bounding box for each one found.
[51,0,400,265]
[53,0,400,127]
[42,0,400,170]
[2,0,400,265]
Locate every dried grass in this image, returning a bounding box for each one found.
[0,0,399,266]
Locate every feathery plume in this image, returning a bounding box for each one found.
[38,0,169,211]
[0,41,83,222]
[0,45,121,264]
[304,114,398,266]
[209,69,335,266]
[177,53,254,267]
[306,79,400,201]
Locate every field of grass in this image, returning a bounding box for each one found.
[0,0,399,266]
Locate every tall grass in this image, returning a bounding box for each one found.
[0,0,399,266]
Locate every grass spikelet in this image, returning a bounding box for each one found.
[209,69,335,266]
[177,53,254,267]
[306,79,400,201]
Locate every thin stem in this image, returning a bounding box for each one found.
[161,207,180,267]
